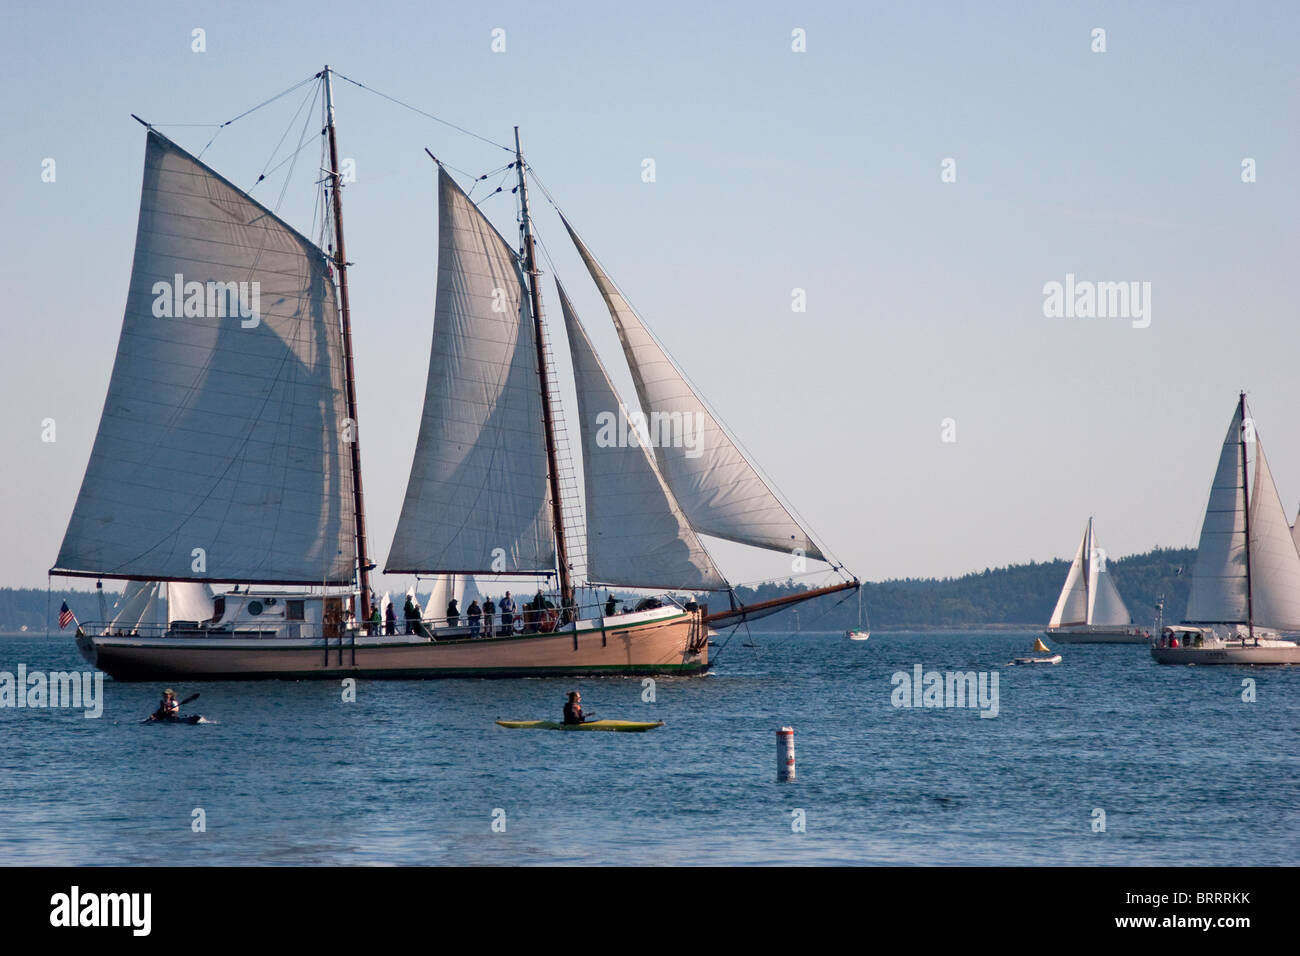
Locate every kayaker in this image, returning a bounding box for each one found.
[563,691,585,725]
[154,688,180,720]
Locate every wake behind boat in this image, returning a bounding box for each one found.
[1045,518,1146,643]
[51,67,858,681]
[1152,393,1300,665]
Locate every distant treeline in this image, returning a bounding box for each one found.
[2,546,1195,632]
[728,546,1195,630]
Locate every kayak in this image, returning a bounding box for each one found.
[142,714,209,724]
[496,719,664,732]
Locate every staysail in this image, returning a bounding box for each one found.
[1088,545,1131,625]
[561,217,824,562]
[558,282,727,590]
[52,130,356,584]
[386,167,555,575]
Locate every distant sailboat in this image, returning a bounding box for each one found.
[846,587,870,640]
[1045,518,1144,643]
[51,67,859,681]
[1153,393,1300,664]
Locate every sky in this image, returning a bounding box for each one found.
[2,0,1297,594]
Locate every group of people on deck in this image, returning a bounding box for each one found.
[362,589,624,639]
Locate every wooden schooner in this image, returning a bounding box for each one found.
[51,67,857,680]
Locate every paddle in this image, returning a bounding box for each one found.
[143,692,200,722]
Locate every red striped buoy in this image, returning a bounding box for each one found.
[777,726,795,782]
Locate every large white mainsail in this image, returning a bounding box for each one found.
[1048,525,1090,627]
[1185,405,1249,624]
[386,167,555,575]
[561,217,824,562]
[52,131,357,584]
[558,282,727,590]
[1245,441,1300,629]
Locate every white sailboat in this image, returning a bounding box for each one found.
[846,587,870,640]
[1045,518,1145,643]
[1153,393,1300,664]
[51,67,859,680]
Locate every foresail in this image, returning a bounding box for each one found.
[1086,523,1131,626]
[386,168,555,575]
[1246,440,1300,630]
[1185,405,1249,623]
[561,217,824,562]
[1048,526,1089,627]
[558,282,727,590]
[53,131,356,584]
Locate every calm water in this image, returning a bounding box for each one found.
[1,631,1295,865]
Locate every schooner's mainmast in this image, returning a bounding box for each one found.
[514,128,574,610]
[1238,390,1253,641]
[323,65,373,621]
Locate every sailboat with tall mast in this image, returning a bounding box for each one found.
[1044,518,1144,643]
[1154,393,1300,664]
[52,68,857,681]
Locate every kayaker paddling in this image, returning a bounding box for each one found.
[563,691,593,725]
[155,688,179,720]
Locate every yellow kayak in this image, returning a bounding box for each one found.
[496,719,664,732]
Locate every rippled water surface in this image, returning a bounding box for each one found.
[1,631,1295,865]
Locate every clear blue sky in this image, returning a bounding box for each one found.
[3,0,1298,592]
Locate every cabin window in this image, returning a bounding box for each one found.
[287,600,305,621]
[211,597,225,624]
[248,600,263,616]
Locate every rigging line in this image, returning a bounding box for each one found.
[527,163,848,577]
[332,71,513,153]
[196,73,319,160]
[250,77,320,194]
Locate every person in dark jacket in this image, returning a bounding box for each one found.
[563,691,585,725]
[385,602,397,636]
[466,600,481,636]
[482,598,495,637]
[446,598,459,629]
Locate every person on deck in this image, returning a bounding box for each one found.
[385,602,397,636]
[446,598,460,629]
[605,593,617,617]
[467,600,481,635]
[404,596,419,635]
[499,592,516,635]
[563,691,585,725]
[368,604,381,635]
[154,688,180,720]
[482,598,495,637]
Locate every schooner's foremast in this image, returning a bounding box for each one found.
[514,128,574,611]
[323,65,372,621]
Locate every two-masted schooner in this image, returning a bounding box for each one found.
[1154,393,1300,664]
[51,67,857,680]
[1044,518,1144,643]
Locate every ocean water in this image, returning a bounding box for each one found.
[0,630,1295,866]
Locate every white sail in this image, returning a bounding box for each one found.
[53,131,356,585]
[107,580,157,632]
[561,217,824,561]
[166,582,214,623]
[1185,405,1249,623]
[1291,506,1300,551]
[1048,525,1090,627]
[387,168,555,575]
[1089,557,1131,626]
[1246,441,1300,630]
[558,282,728,590]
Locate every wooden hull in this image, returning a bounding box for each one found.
[76,609,707,681]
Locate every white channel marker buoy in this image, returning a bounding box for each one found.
[777,726,795,782]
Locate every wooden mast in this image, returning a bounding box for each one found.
[322,65,372,624]
[513,128,574,610]
[1239,391,1253,641]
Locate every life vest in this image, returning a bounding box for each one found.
[540,609,559,632]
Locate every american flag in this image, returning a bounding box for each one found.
[58,601,75,629]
